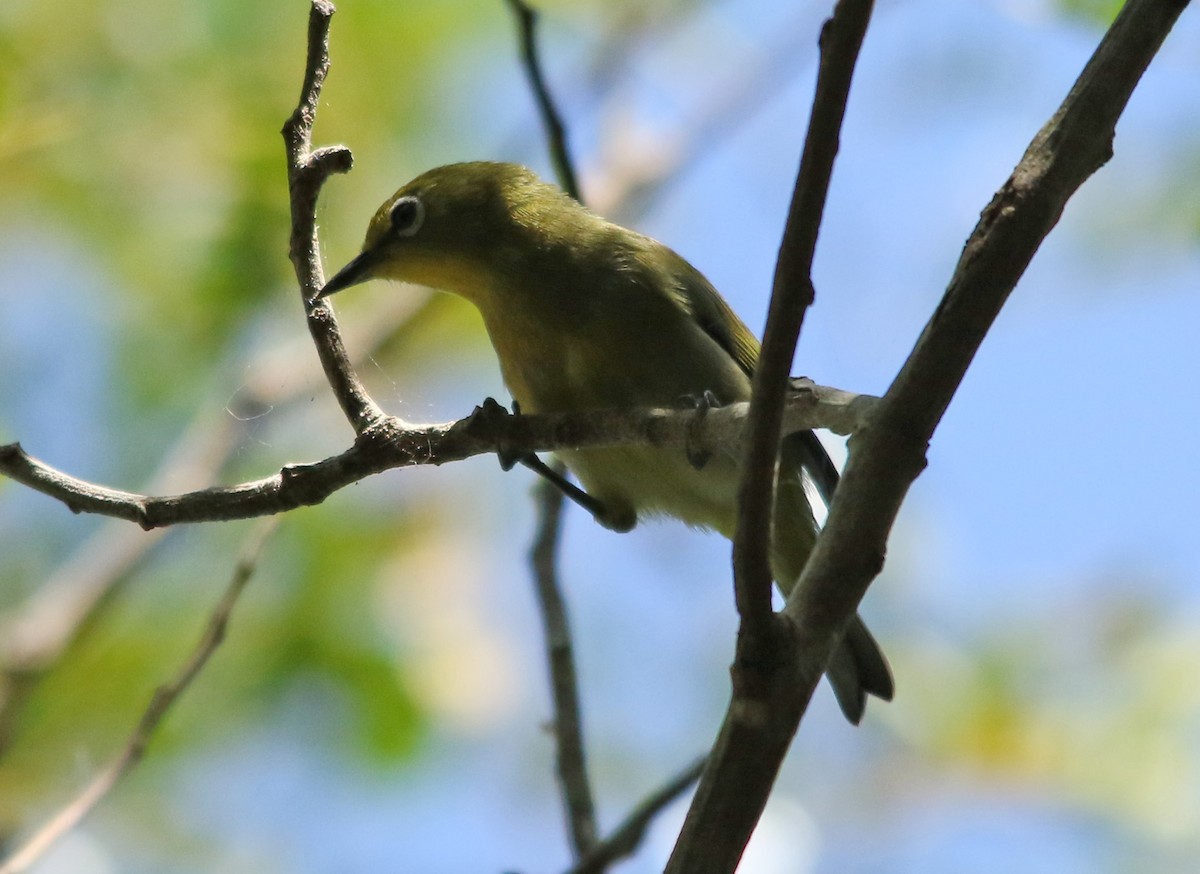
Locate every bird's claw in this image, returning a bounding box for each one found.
[680,389,722,470]
[465,397,637,533]
[461,397,527,471]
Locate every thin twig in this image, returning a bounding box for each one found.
[505,0,596,855]
[670,1,1187,871]
[0,519,279,874]
[0,385,876,529]
[0,282,427,757]
[282,0,385,433]
[566,756,706,874]
[506,0,581,201]
[530,469,597,858]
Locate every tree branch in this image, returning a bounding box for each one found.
[782,0,1193,683]
[530,470,597,858]
[506,0,581,202]
[733,0,873,646]
[670,1,1188,871]
[282,0,386,433]
[566,756,706,874]
[0,520,278,874]
[0,384,873,528]
[669,4,876,871]
[0,279,426,761]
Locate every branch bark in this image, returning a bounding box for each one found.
[669,1,1189,870]
[507,0,581,202]
[530,471,598,858]
[0,384,874,528]
[566,756,706,874]
[733,0,874,649]
[0,291,425,756]
[282,0,385,433]
[671,3,876,870]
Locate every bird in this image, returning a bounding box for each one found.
[318,161,893,723]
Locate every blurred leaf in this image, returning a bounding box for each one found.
[1056,0,1125,26]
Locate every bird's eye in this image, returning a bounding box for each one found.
[388,196,425,237]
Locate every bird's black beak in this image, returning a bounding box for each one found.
[316,248,381,300]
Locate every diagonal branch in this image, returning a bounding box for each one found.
[0,289,426,757]
[671,1,1189,871]
[669,5,876,871]
[566,756,706,874]
[782,0,1193,665]
[0,519,278,874]
[733,0,874,650]
[506,0,581,202]
[0,385,874,529]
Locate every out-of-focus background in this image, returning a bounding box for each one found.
[2,0,1198,871]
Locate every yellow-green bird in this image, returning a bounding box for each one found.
[320,161,892,723]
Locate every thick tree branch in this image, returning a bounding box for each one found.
[282,0,386,433]
[0,384,872,529]
[670,1,1189,871]
[0,520,277,874]
[783,0,1193,673]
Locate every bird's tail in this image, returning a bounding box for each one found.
[772,432,894,724]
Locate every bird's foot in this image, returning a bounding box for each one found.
[468,397,636,533]
[679,389,722,470]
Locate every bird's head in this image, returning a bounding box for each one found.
[318,161,586,304]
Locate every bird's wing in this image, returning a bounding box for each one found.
[659,246,842,504]
[662,253,760,381]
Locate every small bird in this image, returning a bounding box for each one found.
[320,161,893,723]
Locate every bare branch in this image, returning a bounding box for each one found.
[0,287,426,754]
[567,756,705,874]
[505,0,600,855]
[530,470,598,858]
[281,0,386,433]
[0,520,278,874]
[670,1,1188,871]
[733,0,874,643]
[506,0,581,201]
[0,384,874,528]
[781,0,1193,666]
[669,10,878,866]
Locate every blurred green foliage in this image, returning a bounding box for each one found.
[1057,0,1126,26]
[1,0,684,859]
[0,0,512,850]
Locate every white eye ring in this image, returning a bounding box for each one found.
[389,196,425,237]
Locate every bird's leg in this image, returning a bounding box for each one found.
[515,454,634,532]
[466,398,635,532]
[680,389,722,470]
